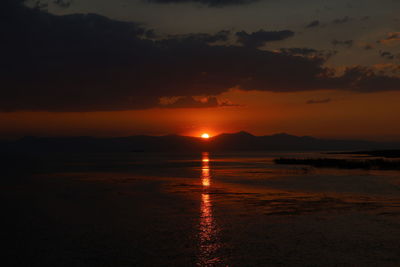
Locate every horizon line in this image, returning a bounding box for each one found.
[3,131,397,143]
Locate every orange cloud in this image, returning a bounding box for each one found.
[378,32,400,45]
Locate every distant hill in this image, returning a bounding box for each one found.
[2,132,399,153]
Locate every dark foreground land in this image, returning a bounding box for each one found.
[2,152,400,266]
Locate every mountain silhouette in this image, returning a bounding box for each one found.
[2,132,399,153]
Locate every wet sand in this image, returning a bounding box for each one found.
[2,152,400,266]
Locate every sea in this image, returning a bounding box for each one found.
[3,151,400,266]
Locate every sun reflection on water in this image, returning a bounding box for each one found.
[202,153,211,187]
[198,152,223,266]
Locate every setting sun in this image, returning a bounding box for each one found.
[201,133,210,139]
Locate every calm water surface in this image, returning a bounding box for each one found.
[6,151,400,266]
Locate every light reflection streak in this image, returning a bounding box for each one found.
[202,153,211,187]
[198,152,223,266]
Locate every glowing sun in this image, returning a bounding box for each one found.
[201,133,210,139]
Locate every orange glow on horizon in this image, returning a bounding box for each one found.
[4,90,400,142]
[201,133,210,139]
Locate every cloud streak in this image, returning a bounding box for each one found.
[332,16,353,24]
[377,32,400,45]
[159,96,239,108]
[331,39,353,48]
[306,20,320,28]
[236,30,295,48]
[306,98,332,104]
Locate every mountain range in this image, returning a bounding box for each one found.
[2,132,399,153]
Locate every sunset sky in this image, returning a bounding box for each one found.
[1,0,400,140]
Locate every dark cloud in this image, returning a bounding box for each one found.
[164,30,230,44]
[332,16,353,24]
[236,30,295,48]
[307,16,367,28]
[380,51,395,60]
[159,96,239,108]
[377,32,400,44]
[306,98,332,104]
[279,48,318,55]
[331,39,353,48]
[142,0,259,7]
[306,20,320,28]
[279,48,337,59]
[363,44,374,50]
[30,0,72,9]
[385,32,400,40]
[53,0,71,8]
[373,63,400,76]
[331,66,400,92]
[2,1,400,112]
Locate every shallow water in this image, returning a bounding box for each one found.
[3,151,400,266]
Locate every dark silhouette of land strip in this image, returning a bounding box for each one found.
[275,157,400,170]
[2,132,400,153]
